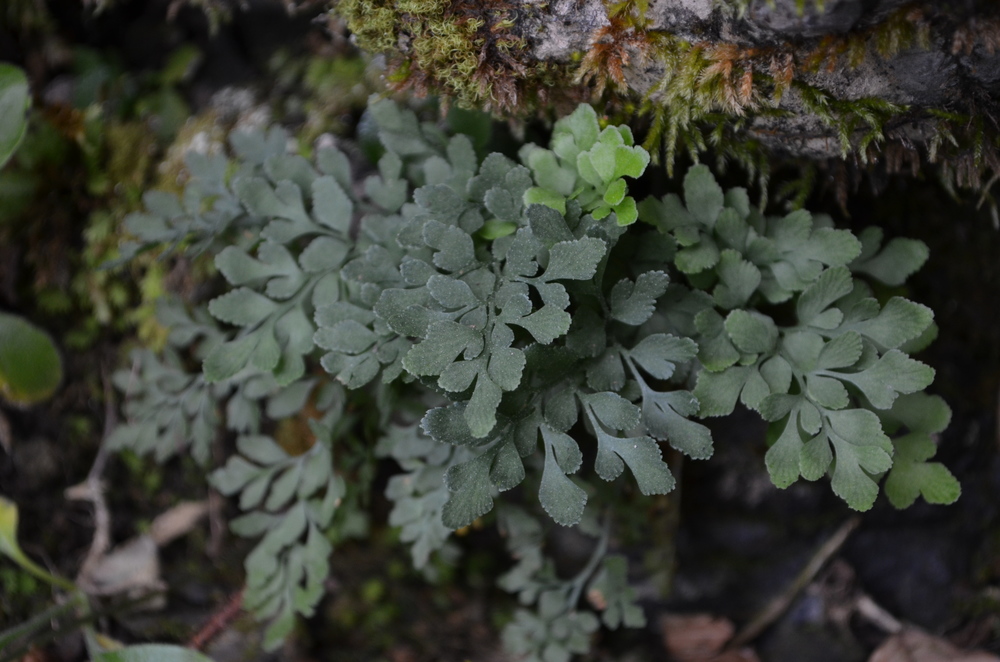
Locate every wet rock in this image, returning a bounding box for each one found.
[960,46,1000,95]
[746,0,868,38]
[527,0,609,61]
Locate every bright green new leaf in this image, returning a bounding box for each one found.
[523,187,567,214]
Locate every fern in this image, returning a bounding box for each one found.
[110,96,957,657]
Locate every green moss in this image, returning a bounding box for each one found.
[333,0,571,112]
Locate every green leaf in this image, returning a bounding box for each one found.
[683,165,724,227]
[94,644,216,662]
[613,196,639,226]
[513,305,572,345]
[848,297,934,349]
[524,187,567,214]
[852,230,929,286]
[583,392,640,430]
[693,366,752,417]
[628,334,697,380]
[539,426,587,526]
[610,271,669,325]
[203,333,258,381]
[0,64,30,169]
[421,404,480,447]
[826,408,893,511]
[208,288,279,327]
[818,331,863,369]
[542,237,606,281]
[639,388,713,459]
[695,309,740,372]
[403,321,481,377]
[0,312,62,406]
[765,411,805,488]
[724,309,777,354]
[423,220,478,273]
[556,103,600,152]
[714,250,761,309]
[0,496,72,591]
[527,203,575,243]
[235,177,311,229]
[311,176,353,233]
[603,178,627,206]
[465,369,503,438]
[885,433,960,508]
[830,350,934,409]
[675,240,719,274]
[797,267,853,325]
[594,429,675,494]
[805,374,849,410]
[613,144,649,179]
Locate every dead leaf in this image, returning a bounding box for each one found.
[869,628,1000,662]
[79,534,165,605]
[661,613,761,662]
[76,501,207,607]
[150,501,209,546]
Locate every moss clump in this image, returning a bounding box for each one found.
[334,0,571,112]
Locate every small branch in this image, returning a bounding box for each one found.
[855,594,903,634]
[568,512,612,609]
[727,515,861,649]
[66,364,117,590]
[186,589,245,651]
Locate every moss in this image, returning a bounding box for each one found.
[333,0,575,112]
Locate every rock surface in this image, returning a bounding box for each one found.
[511,0,1000,162]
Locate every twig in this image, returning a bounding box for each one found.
[66,364,117,590]
[727,515,861,649]
[855,593,903,633]
[186,590,245,651]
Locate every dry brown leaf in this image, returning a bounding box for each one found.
[150,500,209,546]
[869,628,1000,662]
[79,534,165,602]
[661,613,761,662]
